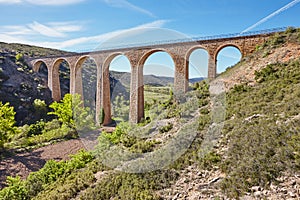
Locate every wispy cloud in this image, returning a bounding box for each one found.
[241,0,300,33]
[102,0,155,17]
[44,20,169,50]
[0,0,85,6]
[1,21,85,38]
[47,22,84,32]
[0,20,169,51]
[0,0,21,4]
[28,21,67,37]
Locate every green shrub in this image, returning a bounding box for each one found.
[0,102,18,149]
[269,33,286,46]
[102,122,131,144]
[79,170,178,200]
[15,53,24,62]
[198,151,221,169]
[0,150,93,199]
[221,59,300,197]
[48,94,74,128]
[48,94,93,130]
[254,64,279,83]
[32,168,95,200]
[27,120,46,137]
[285,26,297,34]
[130,140,160,153]
[0,176,28,200]
[200,108,209,115]
[25,150,93,197]
[33,99,48,120]
[158,122,173,133]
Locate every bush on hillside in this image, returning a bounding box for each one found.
[0,102,18,149]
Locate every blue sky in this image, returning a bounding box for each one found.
[0,0,299,77]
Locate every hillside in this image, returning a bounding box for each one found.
[0,46,54,125]
[0,42,74,58]
[0,42,79,125]
[110,70,175,87]
[0,43,129,125]
[0,27,299,200]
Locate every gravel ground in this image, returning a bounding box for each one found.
[0,139,86,188]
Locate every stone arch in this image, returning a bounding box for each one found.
[102,53,132,125]
[186,46,209,59]
[215,44,242,74]
[136,49,176,122]
[32,60,48,72]
[52,58,71,101]
[32,60,49,91]
[215,43,243,61]
[138,48,176,70]
[185,46,209,81]
[73,55,97,97]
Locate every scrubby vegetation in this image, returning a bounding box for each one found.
[1,93,93,151]
[0,102,18,150]
[220,59,300,197]
[0,150,94,200]
[0,42,72,58]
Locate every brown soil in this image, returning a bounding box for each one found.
[0,139,86,188]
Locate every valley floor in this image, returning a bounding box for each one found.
[0,139,85,188]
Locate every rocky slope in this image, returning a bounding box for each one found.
[0,50,52,125]
[158,28,300,200]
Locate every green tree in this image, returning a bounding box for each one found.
[33,99,48,120]
[0,102,17,149]
[48,94,94,130]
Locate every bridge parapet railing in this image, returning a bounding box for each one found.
[33,27,289,59]
[82,27,288,52]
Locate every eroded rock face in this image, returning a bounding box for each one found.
[0,52,52,125]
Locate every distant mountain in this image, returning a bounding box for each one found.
[189,77,205,83]
[110,71,174,87]
[110,70,205,86]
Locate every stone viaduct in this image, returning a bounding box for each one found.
[29,30,278,125]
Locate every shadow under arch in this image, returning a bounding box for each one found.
[32,59,49,87]
[52,58,71,101]
[33,60,48,73]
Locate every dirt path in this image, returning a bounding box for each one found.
[0,139,86,188]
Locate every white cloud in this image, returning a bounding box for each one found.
[28,21,66,38]
[0,0,85,5]
[59,20,169,49]
[47,21,84,32]
[0,20,169,51]
[1,25,33,36]
[0,0,21,4]
[102,0,155,17]
[1,21,85,38]
[25,0,85,6]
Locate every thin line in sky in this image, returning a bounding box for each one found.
[241,0,300,33]
[103,0,155,18]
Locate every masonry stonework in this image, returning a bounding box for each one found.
[31,33,272,124]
